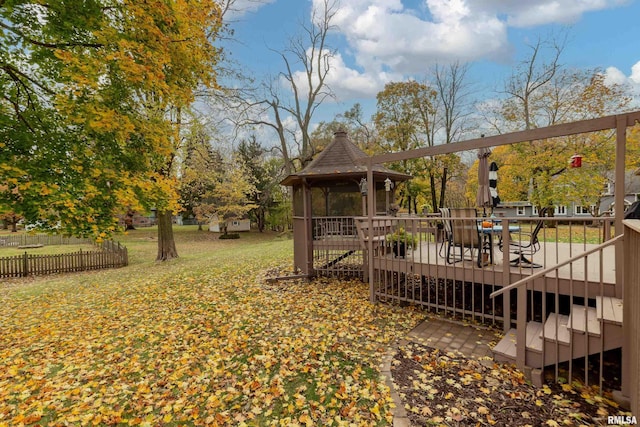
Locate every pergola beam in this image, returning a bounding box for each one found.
[358,111,640,165]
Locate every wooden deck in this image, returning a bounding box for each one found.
[371,240,617,297]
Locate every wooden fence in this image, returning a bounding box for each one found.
[0,234,91,247]
[0,237,128,278]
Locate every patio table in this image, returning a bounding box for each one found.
[479,224,520,265]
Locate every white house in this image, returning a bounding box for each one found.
[208,215,251,232]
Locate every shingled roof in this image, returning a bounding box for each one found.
[280,130,411,186]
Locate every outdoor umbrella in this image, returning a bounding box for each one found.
[476,147,492,215]
[489,161,500,212]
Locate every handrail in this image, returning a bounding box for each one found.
[489,234,624,299]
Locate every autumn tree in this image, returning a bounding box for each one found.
[337,103,378,154]
[236,136,282,233]
[487,36,630,214]
[374,81,440,213]
[193,156,256,236]
[1,1,223,261]
[179,120,224,231]
[0,211,22,232]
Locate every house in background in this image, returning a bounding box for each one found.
[208,215,251,232]
[494,171,640,218]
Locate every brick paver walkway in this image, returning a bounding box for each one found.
[406,316,497,360]
[382,315,502,426]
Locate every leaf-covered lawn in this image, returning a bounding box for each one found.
[0,228,423,426]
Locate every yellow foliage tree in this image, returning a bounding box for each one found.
[2,0,223,260]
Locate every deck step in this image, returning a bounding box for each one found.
[524,321,544,353]
[567,305,601,336]
[541,313,571,344]
[492,322,545,361]
[595,296,623,325]
[492,328,517,360]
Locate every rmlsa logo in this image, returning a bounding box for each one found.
[608,415,638,425]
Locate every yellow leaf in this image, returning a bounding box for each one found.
[299,413,313,427]
[162,413,173,423]
[478,406,489,415]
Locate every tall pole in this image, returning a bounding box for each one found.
[367,160,375,303]
[614,115,626,297]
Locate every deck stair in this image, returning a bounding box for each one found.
[493,296,624,369]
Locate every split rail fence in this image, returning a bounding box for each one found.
[0,235,128,278]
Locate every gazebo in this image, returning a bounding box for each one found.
[281,130,411,276]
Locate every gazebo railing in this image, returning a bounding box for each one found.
[312,216,358,240]
[311,216,362,278]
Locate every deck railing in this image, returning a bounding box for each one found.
[348,214,616,330]
[489,235,622,391]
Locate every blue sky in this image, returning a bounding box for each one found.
[221,0,640,129]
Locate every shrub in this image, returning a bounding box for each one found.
[219,233,240,240]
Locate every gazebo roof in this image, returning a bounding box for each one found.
[280,130,411,186]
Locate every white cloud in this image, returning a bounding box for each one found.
[630,61,640,84]
[302,0,627,98]
[324,0,508,76]
[290,50,399,101]
[604,66,628,86]
[222,0,276,19]
[472,0,629,28]
[604,61,640,102]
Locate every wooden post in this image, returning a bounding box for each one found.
[302,179,314,277]
[516,285,527,372]
[367,159,375,303]
[22,252,28,277]
[502,219,511,332]
[614,115,626,299]
[622,221,640,409]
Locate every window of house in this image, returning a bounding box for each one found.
[516,206,526,216]
[555,205,567,215]
[232,221,240,226]
[532,206,539,216]
[574,205,591,215]
[604,182,613,195]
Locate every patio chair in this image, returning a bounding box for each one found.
[438,207,452,258]
[445,208,484,267]
[500,207,548,267]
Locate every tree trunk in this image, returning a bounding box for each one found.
[257,208,265,233]
[124,209,136,230]
[439,167,448,209]
[156,210,178,261]
[429,173,438,213]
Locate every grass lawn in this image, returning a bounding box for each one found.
[0,226,423,426]
[0,244,99,257]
